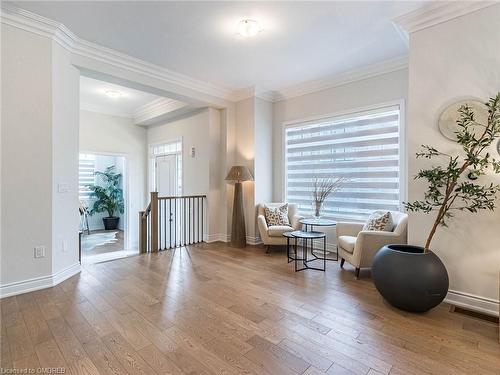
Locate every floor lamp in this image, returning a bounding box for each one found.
[225,166,253,248]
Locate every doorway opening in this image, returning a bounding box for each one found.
[79,153,135,263]
[150,140,182,195]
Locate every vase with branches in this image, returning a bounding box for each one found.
[311,177,347,219]
[372,93,500,313]
[405,93,500,252]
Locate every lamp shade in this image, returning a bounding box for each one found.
[225,165,253,182]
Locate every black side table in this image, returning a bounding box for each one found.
[288,230,327,272]
[299,218,338,261]
[283,232,297,263]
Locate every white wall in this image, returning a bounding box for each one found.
[407,5,500,314]
[272,69,408,246]
[273,68,409,202]
[51,41,80,275]
[147,108,225,239]
[80,110,147,249]
[1,25,54,286]
[1,24,81,293]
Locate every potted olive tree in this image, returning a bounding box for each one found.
[372,93,500,313]
[89,165,124,230]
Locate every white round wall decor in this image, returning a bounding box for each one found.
[438,100,488,141]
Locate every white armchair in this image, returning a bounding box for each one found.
[257,203,303,253]
[336,211,408,279]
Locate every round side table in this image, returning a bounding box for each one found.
[288,230,327,272]
[299,218,338,261]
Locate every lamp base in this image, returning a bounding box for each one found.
[231,182,246,248]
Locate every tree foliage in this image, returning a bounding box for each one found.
[89,165,124,218]
[405,93,500,252]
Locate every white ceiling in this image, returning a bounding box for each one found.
[12,1,426,94]
[80,76,162,118]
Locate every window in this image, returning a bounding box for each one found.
[79,154,95,201]
[285,105,402,222]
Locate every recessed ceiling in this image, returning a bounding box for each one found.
[12,1,426,92]
[80,76,162,118]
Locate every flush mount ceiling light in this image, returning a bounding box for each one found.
[104,89,124,98]
[237,19,263,38]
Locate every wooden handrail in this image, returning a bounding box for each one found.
[141,202,151,219]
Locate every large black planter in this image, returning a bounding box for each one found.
[102,216,119,230]
[372,244,449,313]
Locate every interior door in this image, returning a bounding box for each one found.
[156,154,178,197]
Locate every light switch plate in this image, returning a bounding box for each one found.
[58,183,70,193]
[34,246,45,258]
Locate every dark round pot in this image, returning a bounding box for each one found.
[103,216,119,230]
[372,244,449,313]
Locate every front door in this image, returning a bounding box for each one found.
[155,154,178,196]
[155,154,179,248]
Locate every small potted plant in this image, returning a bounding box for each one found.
[89,165,124,230]
[372,93,500,313]
[311,177,346,219]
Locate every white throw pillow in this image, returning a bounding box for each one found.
[264,204,290,226]
[363,211,393,231]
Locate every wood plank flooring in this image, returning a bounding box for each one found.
[1,242,499,374]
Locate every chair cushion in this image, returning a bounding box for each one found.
[363,211,393,231]
[268,225,294,237]
[338,235,357,253]
[264,204,290,226]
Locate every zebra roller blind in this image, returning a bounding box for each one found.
[285,105,402,221]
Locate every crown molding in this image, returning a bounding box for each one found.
[393,1,497,36]
[133,97,188,124]
[271,55,408,102]
[1,4,234,102]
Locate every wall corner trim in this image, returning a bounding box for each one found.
[0,263,82,299]
[393,1,497,35]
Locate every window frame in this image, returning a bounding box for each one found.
[281,100,406,221]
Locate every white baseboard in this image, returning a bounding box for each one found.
[246,235,262,245]
[0,263,81,299]
[445,289,499,317]
[206,233,230,243]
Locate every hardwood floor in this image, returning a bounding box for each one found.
[1,242,499,374]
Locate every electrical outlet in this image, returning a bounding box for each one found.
[62,240,68,253]
[34,246,45,258]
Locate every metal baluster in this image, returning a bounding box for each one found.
[159,199,162,250]
[188,197,191,245]
[164,199,167,249]
[174,198,177,247]
[183,197,186,246]
[169,198,172,249]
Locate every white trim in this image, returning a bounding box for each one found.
[134,98,188,125]
[246,235,262,246]
[1,4,410,104]
[0,263,81,298]
[0,4,233,101]
[206,233,230,243]
[445,289,499,317]
[393,1,497,36]
[272,56,408,102]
